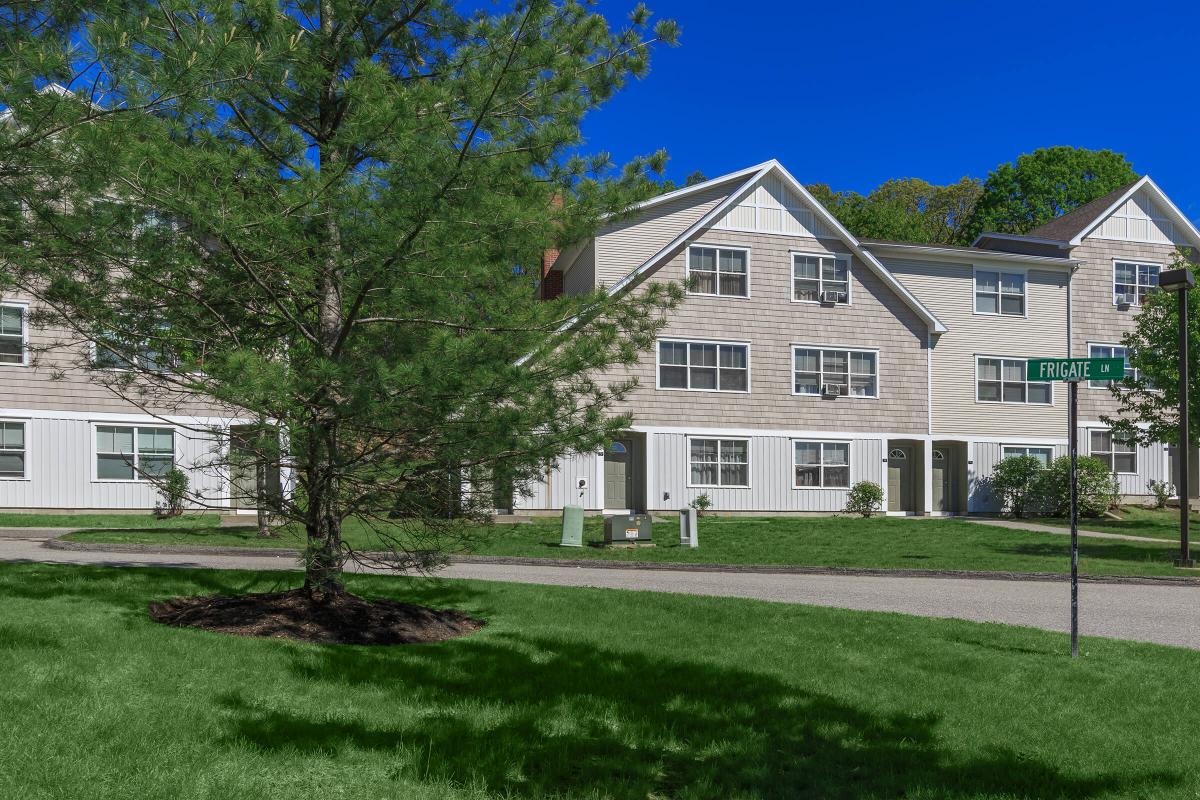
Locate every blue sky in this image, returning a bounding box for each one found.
[581,0,1200,219]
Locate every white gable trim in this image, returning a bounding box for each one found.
[1069,176,1200,248]
[627,162,774,214]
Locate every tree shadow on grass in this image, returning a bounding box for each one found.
[215,632,1178,800]
[986,540,1177,569]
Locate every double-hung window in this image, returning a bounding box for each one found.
[975,270,1025,315]
[688,246,748,297]
[93,320,172,372]
[1090,430,1136,474]
[658,340,748,392]
[0,422,25,478]
[794,347,877,397]
[96,425,174,481]
[977,357,1051,404]
[1002,446,1053,468]
[1087,344,1137,388]
[794,441,850,488]
[689,438,749,487]
[1114,262,1159,306]
[0,304,25,365]
[792,254,849,303]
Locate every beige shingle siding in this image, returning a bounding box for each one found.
[1067,236,1184,422]
[882,257,1070,438]
[595,228,930,433]
[594,182,734,287]
[0,290,245,417]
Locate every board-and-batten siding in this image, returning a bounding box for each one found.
[1092,189,1187,245]
[712,173,837,238]
[651,433,881,512]
[513,449,600,511]
[1079,425,1169,498]
[593,182,736,287]
[881,257,1069,438]
[968,442,1068,513]
[597,228,930,433]
[0,416,226,510]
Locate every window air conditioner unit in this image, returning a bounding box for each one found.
[819,291,842,305]
[822,383,843,397]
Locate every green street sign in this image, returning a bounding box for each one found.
[1026,357,1126,382]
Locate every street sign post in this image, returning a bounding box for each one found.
[1027,357,1124,658]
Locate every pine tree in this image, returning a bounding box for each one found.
[0,1,681,597]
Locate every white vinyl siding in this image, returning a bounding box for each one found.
[688,438,749,488]
[793,347,877,398]
[1095,189,1186,245]
[977,357,1051,405]
[974,270,1025,316]
[95,425,174,481]
[0,305,25,365]
[1090,430,1137,474]
[1001,445,1053,467]
[792,253,849,303]
[1113,261,1160,306]
[0,421,25,478]
[687,245,748,297]
[658,340,748,393]
[794,441,850,488]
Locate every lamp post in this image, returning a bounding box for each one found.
[1160,267,1195,567]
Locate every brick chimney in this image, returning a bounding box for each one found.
[539,192,565,300]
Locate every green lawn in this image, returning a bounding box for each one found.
[0,561,1197,799]
[1037,506,1199,540]
[0,511,223,529]
[59,514,1200,579]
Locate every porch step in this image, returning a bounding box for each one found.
[219,515,260,527]
[493,514,534,524]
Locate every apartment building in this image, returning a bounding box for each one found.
[515,161,1197,515]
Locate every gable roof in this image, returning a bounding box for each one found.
[1021,180,1141,242]
[977,176,1200,249]
[605,160,947,334]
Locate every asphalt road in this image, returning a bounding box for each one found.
[2,534,1199,650]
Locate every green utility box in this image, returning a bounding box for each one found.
[560,505,584,547]
[603,514,653,546]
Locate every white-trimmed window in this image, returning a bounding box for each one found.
[794,441,850,488]
[0,421,25,478]
[689,438,749,487]
[1114,261,1159,306]
[792,253,849,303]
[1002,445,1053,468]
[794,347,877,398]
[93,324,172,372]
[1087,344,1137,388]
[658,340,748,392]
[975,270,1025,316]
[1090,430,1136,474]
[687,246,748,297]
[977,357,1051,405]
[95,425,174,481]
[0,304,26,365]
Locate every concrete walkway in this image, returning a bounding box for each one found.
[965,517,1173,543]
[2,534,1200,650]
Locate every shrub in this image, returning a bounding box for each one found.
[845,481,884,517]
[1148,479,1173,510]
[155,468,189,518]
[989,455,1046,518]
[1041,456,1120,518]
[689,493,712,517]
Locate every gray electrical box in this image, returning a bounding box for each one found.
[603,514,652,545]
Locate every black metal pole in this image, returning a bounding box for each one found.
[1180,288,1192,567]
[1069,379,1079,658]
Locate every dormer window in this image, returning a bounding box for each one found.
[687,246,748,297]
[792,253,849,304]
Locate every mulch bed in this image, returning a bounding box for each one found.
[148,588,484,645]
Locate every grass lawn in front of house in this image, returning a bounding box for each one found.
[1,560,1199,799]
[58,514,1200,578]
[0,512,224,529]
[1035,506,1200,540]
